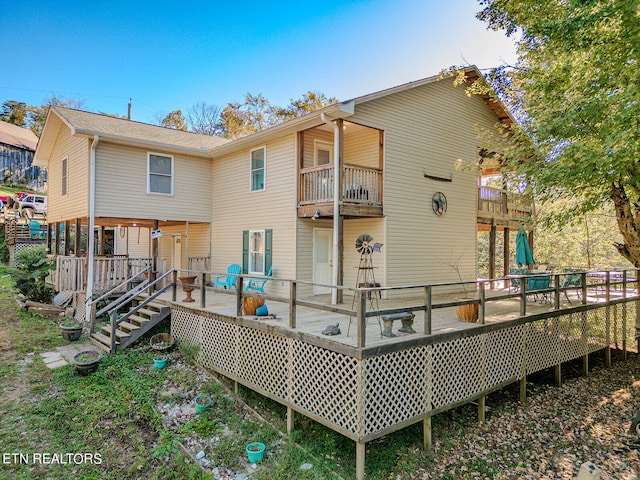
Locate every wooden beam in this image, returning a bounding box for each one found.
[489,225,496,289]
[503,227,510,278]
[64,220,71,256]
[74,218,81,256]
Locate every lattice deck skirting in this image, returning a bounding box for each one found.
[171,299,638,442]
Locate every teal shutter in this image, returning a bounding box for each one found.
[265,229,272,272]
[242,230,249,274]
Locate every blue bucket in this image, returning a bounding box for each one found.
[256,304,268,316]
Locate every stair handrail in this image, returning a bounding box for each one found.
[87,267,150,327]
[108,269,176,353]
[106,269,175,318]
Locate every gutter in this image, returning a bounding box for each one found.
[85,135,99,321]
[321,113,341,305]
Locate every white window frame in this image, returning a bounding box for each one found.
[314,140,333,166]
[147,152,174,195]
[248,229,265,274]
[61,156,68,196]
[250,146,266,192]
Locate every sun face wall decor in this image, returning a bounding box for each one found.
[432,192,447,216]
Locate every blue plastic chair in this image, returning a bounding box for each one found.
[29,220,44,239]
[246,267,272,293]
[214,264,241,290]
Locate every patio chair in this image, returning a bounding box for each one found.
[246,267,272,293]
[214,264,241,290]
[508,267,529,293]
[28,220,44,239]
[528,274,551,303]
[559,269,585,304]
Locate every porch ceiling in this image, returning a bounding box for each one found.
[53,217,208,228]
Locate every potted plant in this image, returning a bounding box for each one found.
[71,350,102,375]
[153,355,168,370]
[448,254,479,323]
[194,394,212,413]
[150,333,175,351]
[179,276,198,302]
[59,321,83,341]
[245,442,266,463]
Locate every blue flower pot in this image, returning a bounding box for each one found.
[153,356,168,370]
[194,394,211,413]
[256,304,268,316]
[246,442,265,463]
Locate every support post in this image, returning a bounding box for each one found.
[287,406,295,436]
[355,441,365,480]
[74,218,81,256]
[503,227,510,286]
[489,224,496,289]
[554,364,562,387]
[200,271,206,308]
[64,220,71,256]
[357,291,366,348]
[519,376,527,404]
[479,282,485,324]
[478,395,486,423]
[423,416,432,451]
[172,270,177,302]
[152,220,159,288]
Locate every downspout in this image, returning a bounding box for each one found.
[321,113,340,305]
[85,135,99,321]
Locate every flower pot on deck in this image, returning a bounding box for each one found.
[179,276,197,302]
[455,303,479,323]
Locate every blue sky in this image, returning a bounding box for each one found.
[2,0,516,124]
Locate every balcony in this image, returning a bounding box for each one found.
[477,186,534,229]
[298,164,383,218]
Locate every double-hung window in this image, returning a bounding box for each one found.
[148,153,173,195]
[250,147,265,191]
[242,229,272,275]
[249,230,265,274]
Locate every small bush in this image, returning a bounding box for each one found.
[14,245,54,303]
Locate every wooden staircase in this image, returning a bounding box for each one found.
[89,297,171,352]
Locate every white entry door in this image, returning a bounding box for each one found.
[313,228,333,295]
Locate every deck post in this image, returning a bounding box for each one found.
[289,281,297,328]
[172,270,177,302]
[355,441,365,480]
[110,311,117,354]
[357,291,366,348]
[423,416,432,451]
[520,278,527,317]
[424,286,432,335]
[478,395,486,422]
[200,272,206,308]
[503,227,510,284]
[519,376,526,404]
[489,225,496,289]
[581,272,588,304]
[236,277,244,317]
[554,364,561,387]
[554,274,560,309]
[479,282,485,324]
[287,406,295,436]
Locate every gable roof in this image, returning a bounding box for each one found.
[35,106,231,166]
[35,65,514,165]
[0,120,38,151]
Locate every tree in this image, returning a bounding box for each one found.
[475,0,640,266]
[28,96,85,137]
[1,100,28,127]
[160,109,188,131]
[186,102,222,136]
[278,91,338,122]
[218,93,280,139]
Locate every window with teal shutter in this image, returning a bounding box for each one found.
[242,229,272,274]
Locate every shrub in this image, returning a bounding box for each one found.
[14,245,54,303]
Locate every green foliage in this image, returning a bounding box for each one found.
[178,338,201,364]
[14,245,54,303]
[160,109,188,131]
[473,0,640,265]
[0,226,9,264]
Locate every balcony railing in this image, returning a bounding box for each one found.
[478,186,533,222]
[299,164,382,206]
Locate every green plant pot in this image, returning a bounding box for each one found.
[246,442,265,463]
[194,394,211,413]
[59,323,83,341]
[153,356,168,370]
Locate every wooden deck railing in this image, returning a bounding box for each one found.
[299,164,382,206]
[478,186,533,221]
[51,256,153,293]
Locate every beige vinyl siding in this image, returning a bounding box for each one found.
[153,223,211,272]
[343,127,379,169]
[114,227,151,257]
[350,77,500,288]
[302,129,333,168]
[94,143,212,222]
[211,135,297,295]
[46,126,89,223]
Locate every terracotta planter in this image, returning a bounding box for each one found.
[455,303,479,323]
[179,276,197,302]
[242,296,265,316]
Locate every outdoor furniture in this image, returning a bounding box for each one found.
[381,312,415,337]
[508,267,529,293]
[28,220,44,239]
[528,273,551,303]
[246,267,272,293]
[214,264,241,290]
[559,269,585,304]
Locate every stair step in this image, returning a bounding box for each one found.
[137,308,160,318]
[88,337,111,352]
[91,331,120,346]
[119,321,141,331]
[128,314,151,326]
[100,327,130,339]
